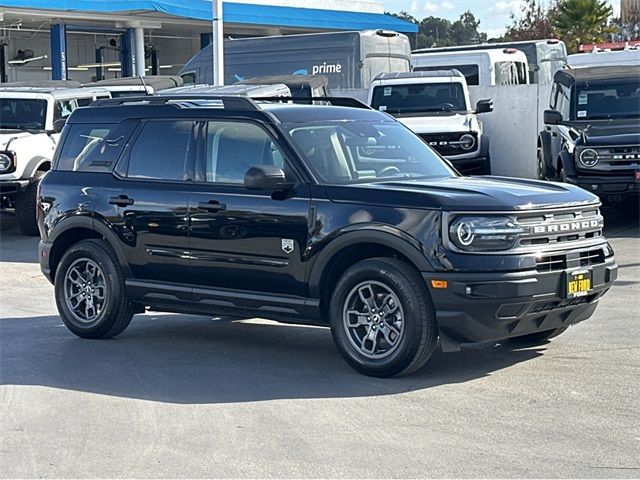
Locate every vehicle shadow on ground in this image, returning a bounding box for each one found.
[0,211,39,263]
[0,314,543,404]
[602,203,640,239]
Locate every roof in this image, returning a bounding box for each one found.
[237,75,329,88]
[259,103,392,123]
[373,70,464,81]
[0,1,418,33]
[555,65,640,85]
[0,80,82,88]
[0,86,109,97]
[157,84,291,97]
[84,76,183,90]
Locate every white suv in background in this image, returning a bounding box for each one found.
[0,85,110,234]
[368,70,493,175]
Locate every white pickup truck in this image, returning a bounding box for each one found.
[0,85,110,234]
[368,70,493,175]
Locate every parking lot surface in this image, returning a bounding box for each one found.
[1,205,638,478]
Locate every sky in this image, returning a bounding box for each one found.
[382,0,621,39]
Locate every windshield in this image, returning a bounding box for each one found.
[284,120,456,184]
[0,98,47,130]
[574,78,640,120]
[371,83,467,114]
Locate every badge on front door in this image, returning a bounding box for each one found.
[281,239,294,254]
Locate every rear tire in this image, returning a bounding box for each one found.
[329,257,438,377]
[54,239,134,339]
[478,154,491,175]
[507,327,568,346]
[15,170,45,236]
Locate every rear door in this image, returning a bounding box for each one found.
[97,119,197,283]
[188,119,311,296]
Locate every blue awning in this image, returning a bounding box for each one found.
[0,1,418,33]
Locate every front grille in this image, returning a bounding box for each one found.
[529,294,594,313]
[577,145,640,171]
[536,248,606,272]
[418,132,477,157]
[515,205,603,251]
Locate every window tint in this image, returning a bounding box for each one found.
[414,64,479,85]
[371,83,467,113]
[0,99,46,129]
[202,121,287,184]
[127,120,196,181]
[556,84,571,119]
[56,123,129,172]
[76,98,93,107]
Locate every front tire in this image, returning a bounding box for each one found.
[329,257,437,377]
[54,239,133,339]
[15,171,44,236]
[478,154,491,175]
[537,148,546,180]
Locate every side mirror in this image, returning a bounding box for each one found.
[244,165,291,191]
[544,110,563,125]
[52,118,67,133]
[475,99,493,114]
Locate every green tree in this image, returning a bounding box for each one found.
[551,0,614,52]
[451,11,487,45]
[504,0,558,41]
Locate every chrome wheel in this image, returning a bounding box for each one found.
[64,258,107,325]
[342,281,404,359]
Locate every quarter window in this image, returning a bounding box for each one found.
[127,120,196,181]
[56,123,129,172]
[53,100,75,122]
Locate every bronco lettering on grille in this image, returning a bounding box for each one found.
[531,219,602,234]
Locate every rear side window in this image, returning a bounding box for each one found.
[414,64,479,86]
[126,120,196,181]
[56,123,129,172]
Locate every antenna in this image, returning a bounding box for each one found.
[138,75,150,96]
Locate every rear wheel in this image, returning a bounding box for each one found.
[537,148,546,180]
[508,327,568,346]
[54,239,133,339]
[15,170,45,236]
[329,257,438,377]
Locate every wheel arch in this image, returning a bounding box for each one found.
[23,156,51,179]
[48,216,132,282]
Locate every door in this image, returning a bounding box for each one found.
[98,119,197,283]
[188,120,311,296]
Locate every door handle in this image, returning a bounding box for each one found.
[198,200,226,212]
[109,195,134,206]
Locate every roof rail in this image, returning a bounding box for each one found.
[251,96,371,109]
[91,95,260,111]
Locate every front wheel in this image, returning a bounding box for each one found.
[329,257,438,377]
[15,171,44,236]
[54,239,134,339]
[478,154,491,175]
[536,148,546,180]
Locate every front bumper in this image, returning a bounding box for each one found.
[566,171,640,198]
[423,257,617,351]
[448,155,489,175]
[0,179,29,196]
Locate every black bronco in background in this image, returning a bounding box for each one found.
[38,95,617,377]
[538,65,640,202]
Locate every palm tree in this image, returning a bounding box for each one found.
[551,0,614,52]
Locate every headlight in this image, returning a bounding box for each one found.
[448,216,526,251]
[0,152,13,173]
[579,148,599,167]
[459,133,476,151]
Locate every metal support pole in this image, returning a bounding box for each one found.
[120,29,135,77]
[134,27,145,77]
[95,47,105,81]
[0,44,7,83]
[150,48,159,76]
[212,0,224,85]
[50,24,68,80]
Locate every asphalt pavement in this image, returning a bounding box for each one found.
[0,204,638,478]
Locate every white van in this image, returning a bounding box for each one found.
[411,48,529,87]
[568,49,640,68]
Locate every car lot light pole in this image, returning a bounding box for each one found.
[212,0,224,85]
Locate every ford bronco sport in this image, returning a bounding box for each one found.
[38,95,617,377]
[538,65,640,202]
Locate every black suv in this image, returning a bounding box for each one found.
[538,65,640,202]
[38,95,617,377]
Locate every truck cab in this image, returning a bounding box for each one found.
[368,70,493,175]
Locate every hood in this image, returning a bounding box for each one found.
[324,175,599,212]
[394,113,474,134]
[0,131,35,149]
[575,120,640,147]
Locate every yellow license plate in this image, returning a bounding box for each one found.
[566,270,592,298]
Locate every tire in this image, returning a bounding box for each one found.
[54,239,134,339]
[15,170,45,236]
[507,327,568,347]
[329,257,438,377]
[536,148,546,180]
[478,154,491,175]
[558,165,568,183]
